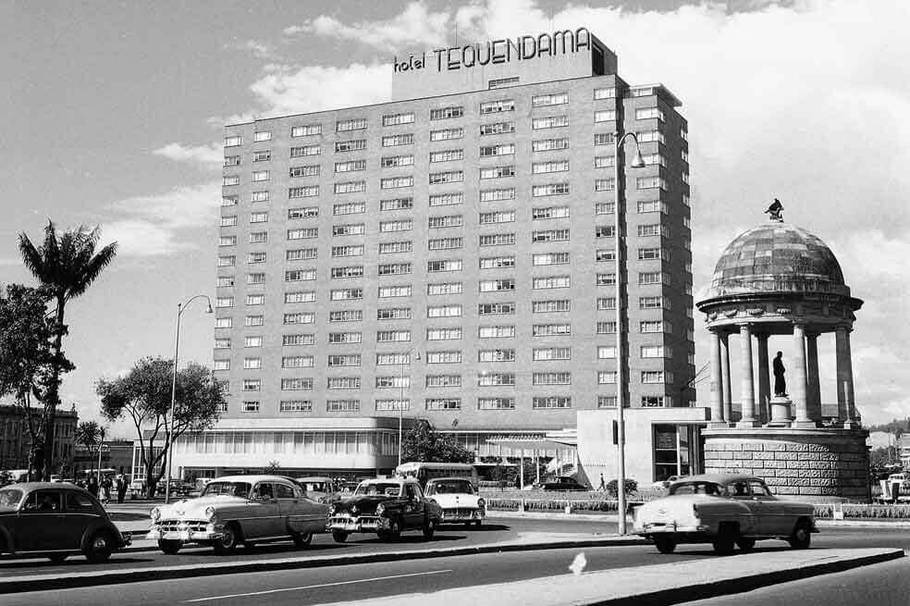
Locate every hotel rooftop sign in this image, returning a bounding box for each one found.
[393,27,593,74]
[390,27,616,100]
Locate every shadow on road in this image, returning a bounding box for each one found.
[0,556,156,570]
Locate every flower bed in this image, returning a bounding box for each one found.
[813,504,910,519]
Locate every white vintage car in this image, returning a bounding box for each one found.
[633,474,818,555]
[425,477,485,527]
[147,475,328,555]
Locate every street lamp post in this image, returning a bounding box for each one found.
[613,129,645,535]
[165,294,213,504]
[397,349,420,467]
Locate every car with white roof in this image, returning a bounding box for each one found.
[633,474,817,555]
[147,474,328,555]
[424,477,485,527]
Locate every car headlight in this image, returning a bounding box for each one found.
[477,498,485,510]
[376,503,385,516]
[205,506,216,520]
[352,505,359,515]
[150,507,161,522]
[328,504,337,516]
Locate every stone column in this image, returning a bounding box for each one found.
[806,332,822,423]
[738,324,758,427]
[836,327,857,427]
[793,324,811,426]
[710,330,725,425]
[756,333,771,425]
[721,333,733,424]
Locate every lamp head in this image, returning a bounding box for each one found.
[630,149,646,169]
[205,302,213,314]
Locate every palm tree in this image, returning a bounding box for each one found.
[19,220,117,479]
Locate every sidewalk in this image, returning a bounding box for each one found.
[322,548,905,606]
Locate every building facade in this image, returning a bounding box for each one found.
[0,404,77,476]
[174,28,695,480]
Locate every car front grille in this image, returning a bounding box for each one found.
[442,508,478,517]
[157,520,209,533]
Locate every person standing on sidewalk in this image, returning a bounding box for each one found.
[116,475,127,504]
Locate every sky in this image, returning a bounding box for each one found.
[1,0,908,438]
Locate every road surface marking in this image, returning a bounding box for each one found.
[183,569,454,603]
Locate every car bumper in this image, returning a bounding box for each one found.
[327,515,389,533]
[634,521,711,535]
[440,508,485,522]
[147,521,220,543]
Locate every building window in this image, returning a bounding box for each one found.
[332,244,364,258]
[533,372,571,386]
[382,112,415,126]
[426,375,462,388]
[289,185,319,199]
[429,192,464,207]
[479,279,515,292]
[285,291,316,304]
[377,307,412,320]
[332,223,365,237]
[244,336,261,348]
[330,288,363,301]
[488,76,519,89]
[327,400,361,412]
[478,255,514,270]
[532,323,570,337]
[429,149,463,163]
[252,150,271,163]
[427,327,462,341]
[427,282,462,296]
[532,396,571,409]
[532,252,570,266]
[479,143,515,157]
[532,138,569,152]
[285,269,316,282]
[329,310,364,323]
[426,398,461,411]
[280,399,313,412]
[532,275,570,290]
[479,122,515,136]
[331,265,364,279]
[291,124,321,137]
[428,237,463,251]
[283,334,315,346]
[251,170,269,182]
[224,135,242,147]
[334,159,366,173]
[425,350,462,364]
[532,115,568,130]
[532,160,569,174]
[334,201,366,215]
[428,215,463,229]
[478,349,515,362]
[480,188,515,202]
[382,155,415,168]
[242,379,261,392]
[328,332,362,344]
[335,181,367,194]
[478,302,515,315]
[327,377,361,390]
[429,170,464,184]
[291,145,320,158]
[376,330,411,343]
[478,325,515,338]
[380,197,413,212]
[382,133,414,147]
[427,259,462,272]
[380,219,412,233]
[430,106,463,120]
[532,183,569,197]
[378,285,412,298]
[380,176,414,190]
[223,175,240,186]
[286,247,317,261]
[328,354,362,367]
[334,139,367,153]
[532,92,568,107]
[430,128,464,141]
[283,312,315,324]
[479,165,515,180]
[477,372,515,386]
[336,118,367,132]
[532,299,570,313]
[479,99,515,114]
[597,273,616,286]
[376,399,410,412]
[242,401,260,413]
[641,345,669,358]
[477,397,515,410]
[533,347,571,361]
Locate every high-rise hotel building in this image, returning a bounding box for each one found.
[173,29,694,478]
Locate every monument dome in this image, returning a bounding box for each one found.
[705,222,850,300]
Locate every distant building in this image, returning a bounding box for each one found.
[0,404,77,475]
[74,439,134,477]
[174,27,696,483]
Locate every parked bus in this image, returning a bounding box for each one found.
[394,462,479,489]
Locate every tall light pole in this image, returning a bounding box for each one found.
[397,348,420,467]
[613,129,645,535]
[165,294,213,504]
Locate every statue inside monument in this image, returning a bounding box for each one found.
[773,351,787,397]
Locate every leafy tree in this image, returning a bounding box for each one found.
[0,284,71,480]
[97,357,225,497]
[75,420,104,475]
[18,221,117,479]
[401,419,474,464]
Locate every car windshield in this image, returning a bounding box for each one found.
[300,482,328,492]
[426,480,474,496]
[202,481,252,498]
[0,488,23,508]
[354,482,401,497]
[669,481,722,496]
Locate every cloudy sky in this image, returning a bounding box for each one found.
[1,0,907,437]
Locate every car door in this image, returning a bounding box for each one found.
[748,480,788,535]
[58,490,99,548]
[276,482,320,536]
[402,484,424,529]
[246,482,280,538]
[726,481,760,535]
[16,489,63,552]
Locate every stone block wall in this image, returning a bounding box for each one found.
[702,427,870,501]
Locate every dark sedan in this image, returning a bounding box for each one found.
[0,482,130,562]
[327,477,442,542]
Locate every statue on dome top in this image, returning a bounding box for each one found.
[765,198,784,222]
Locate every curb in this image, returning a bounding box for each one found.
[0,536,643,594]
[582,548,905,606]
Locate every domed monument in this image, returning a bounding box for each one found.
[696,202,869,500]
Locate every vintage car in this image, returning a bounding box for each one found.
[633,474,818,555]
[0,482,131,562]
[294,476,340,503]
[424,477,485,527]
[327,477,442,543]
[147,474,328,555]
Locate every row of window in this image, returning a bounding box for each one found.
[223,92,674,147]
[235,394,673,413]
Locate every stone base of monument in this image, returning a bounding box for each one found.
[702,426,870,501]
[767,396,792,427]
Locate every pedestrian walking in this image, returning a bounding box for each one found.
[101,476,112,504]
[598,473,606,492]
[87,474,99,498]
[116,475,127,504]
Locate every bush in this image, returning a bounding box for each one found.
[606,479,638,498]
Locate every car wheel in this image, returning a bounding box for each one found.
[788,520,812,549]
[423,518,437,540]
[47,553,68,563]
[736,537,756,553]
[158,539,182,555]
[293,531,313,548]
[712,525,736,556]
[84,531,114,563]
[387,517,402,541]
[654,536,677,554]
[332,530,349,543]
[212,524,241,555]
[474,520,483,528]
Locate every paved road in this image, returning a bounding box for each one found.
[7,526,910,605]
[0,517,616,575]
[687,556,910,606]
